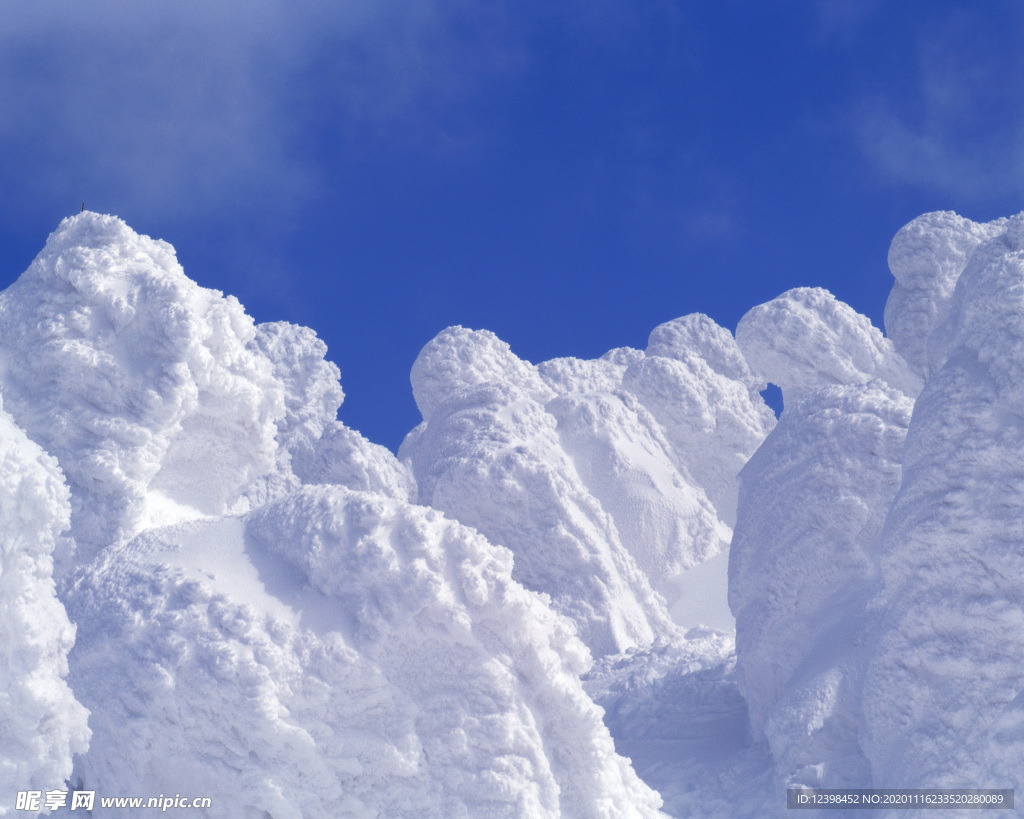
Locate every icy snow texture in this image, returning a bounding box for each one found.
[10,206,1024,817]
[584,631,773,818]
[862,213,1024,793]
[730,381,912,790]
[0,215,410,567]
[884,211,1008,377]
[0,406,89,815]
[0,213,665,818]
[736,286,922,402]
[400,320,774,655]
[729,213,1024,812]
[627,314,775,527]
[67,487,662,817]
[0,215,281,560]
[732,287,920,794]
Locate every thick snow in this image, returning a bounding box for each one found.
[0,405,88,810]
[66,488,662,817]
[862,213,1024,793]
[0,213,672,817]
[884,211,1008,377]
[584,631,773,817]
[401,321,773,655]
[403,334,656,655]
[0,215,283,562]
[0,216,412,570]
[727,214,1024,813]
[736,286,922,402]
[730,380,913,790]
[3,208,1023,817]
[630,313,775,527]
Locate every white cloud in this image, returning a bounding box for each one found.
[0,1,523,224]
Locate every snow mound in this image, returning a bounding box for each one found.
[411,326,553,421]
[884,211,1008,377]
[0,214,282,560]
[66,486,663,817]
[0,405,89,814]
[539,347,644,396]
[401,319,774,654]
[727,212,1024,808]
[0,213,409,567]
[291,420,415,501]
[629,314,775,525]
[736,287,921,403]
[20,206,1024,816]
[646,313,752,385]
[403,345,673,656]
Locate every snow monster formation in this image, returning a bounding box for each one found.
[0,214,664,817]
[730,211,1024,815]
[731,288,921,791]
[399,315,774,656]
[1,209,1023,817]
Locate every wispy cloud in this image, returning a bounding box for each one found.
[0,1,524,226]
[851,4,1024,200]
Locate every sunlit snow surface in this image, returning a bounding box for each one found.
[2,210,1023,816]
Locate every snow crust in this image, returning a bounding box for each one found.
[4,208,1023,817]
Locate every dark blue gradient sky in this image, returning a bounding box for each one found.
[1,1,1022,450]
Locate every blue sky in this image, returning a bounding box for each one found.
[1,1,1022,451]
